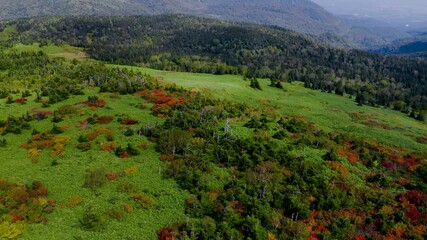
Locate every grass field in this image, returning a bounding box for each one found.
[0,89,188,239]
[115,66,427,154]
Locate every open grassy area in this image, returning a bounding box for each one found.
[0,89,188,239]
[0,26,16,41]
[4,43,86,60]
[116,66,427,153]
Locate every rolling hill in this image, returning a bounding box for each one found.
[3,15,426,115]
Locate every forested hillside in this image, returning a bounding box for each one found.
[4,15,427,117]
[0,0,405,48]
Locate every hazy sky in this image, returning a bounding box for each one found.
[312,0,427,27]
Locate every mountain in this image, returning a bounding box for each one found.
[341,15,410,49]
[376,32,427,57]
[0,0,345,34]
[312,0,427,31]
[0,0,406,48]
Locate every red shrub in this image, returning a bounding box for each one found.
[403,190,425,206]
[16,98,27,104]
[120,118,140,125]
[381,161,397,170]
[97,116,114,124]
[120,153,129,159]
[158,227,177,240]
[11,212,24,223]
[106,172,119,181]
[406,206,425,225]
[82,99,106,107]
[337,150,358,165]
[355,236,366,240]
[100,142,116,152]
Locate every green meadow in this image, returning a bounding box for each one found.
[0,89,188,239]
[118,66,427,154]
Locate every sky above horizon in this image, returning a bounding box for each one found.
[312,0,427,27]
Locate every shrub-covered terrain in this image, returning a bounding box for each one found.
[0,48,426,239]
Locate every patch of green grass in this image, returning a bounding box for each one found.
[0,25,16,41]
[116,65,427,153]
[0,89,188,240]
[4,43,86,59]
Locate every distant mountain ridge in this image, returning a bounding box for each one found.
[0,0,408,48]
[376,32,427,58]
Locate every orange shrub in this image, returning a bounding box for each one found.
[159,154,174,162]
[132,194,154,208]
[86,131,100,141]
[68,195,83,207]
[100,142,116,152]
[122,203,134,213]
[106,172,119,181]
[139,142,149,150]
[337,150,358,165]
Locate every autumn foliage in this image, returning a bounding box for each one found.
[0,179,55,233]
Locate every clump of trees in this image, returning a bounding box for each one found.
[0,179,55,239]
[129,83,427,239]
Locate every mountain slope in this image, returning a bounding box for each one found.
[0,0,404,48]
[0,0,344,34]
[4,15,427,114]
[376,32,427,58]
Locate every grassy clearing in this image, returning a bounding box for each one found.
[0,89,188,239]
[0,25,16,41]
[115,66,427,153]
[4,43,86,60]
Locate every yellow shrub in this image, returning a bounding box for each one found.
[0,221,25,240]
[124,166,138,175]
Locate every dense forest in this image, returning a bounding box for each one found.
[3,15,427,117]
[0,50,426,239]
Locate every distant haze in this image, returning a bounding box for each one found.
[312,0,427,29]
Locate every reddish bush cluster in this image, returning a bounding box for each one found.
[134,89,188,115]
[381,161,397,170]
[336,150,358,165]
[158,227,177,240]
[0,179,55,224]
[15,98,27,104]
[106,172,119,181]
[81,99,106,108]
[120,117,140,125]
[120,152,129,159]
[100,142,116,152]
[96,116,114,124]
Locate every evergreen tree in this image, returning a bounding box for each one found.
[250,77,262,90]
